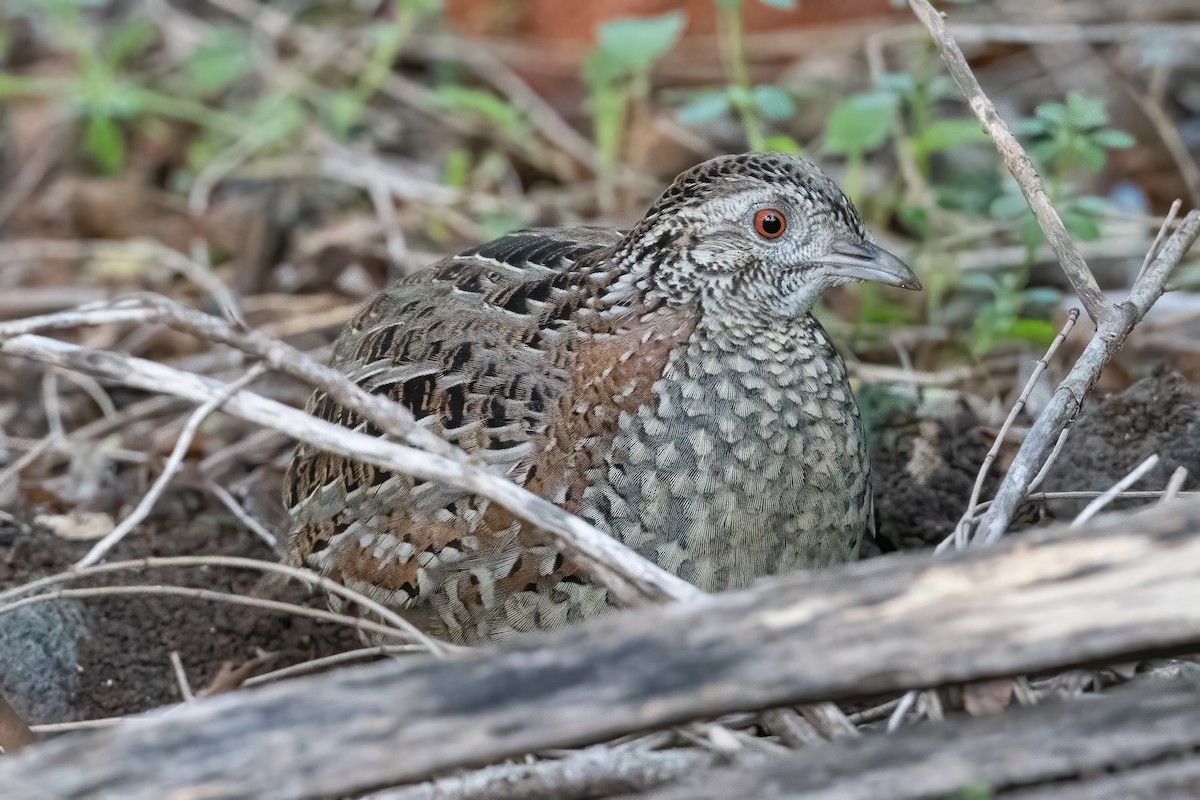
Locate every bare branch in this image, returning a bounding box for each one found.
[974,211,1200,544]
[908,0,1111,326]
[75,365,266,569]
[0,331,699,605]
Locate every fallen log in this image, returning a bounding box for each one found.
[638,677,1200,800]
[4,499,1200,799]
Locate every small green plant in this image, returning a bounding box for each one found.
[992,91,1134,248]
[822,67,988,212]
[961,271,1061,356]
[582,11,687,209]
[821,88,900,202]
[324,0,440,139]
[677,0,800,153]
[0,0,249,173]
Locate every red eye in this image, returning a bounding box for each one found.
[754,209,787,239]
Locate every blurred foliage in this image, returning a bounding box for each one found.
[0,0,1143,363]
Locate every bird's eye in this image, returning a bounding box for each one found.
[753,209,787,239]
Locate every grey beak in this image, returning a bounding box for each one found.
[820,240,922,291]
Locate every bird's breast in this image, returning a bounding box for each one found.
[579,318,871,592]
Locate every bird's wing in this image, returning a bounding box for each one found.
[283,227,693,641]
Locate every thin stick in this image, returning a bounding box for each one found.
[31,717,130,734]
[973,217,1200,546]
[1026,426,1072,494]
[41,371,64,442]
[0,331,700,605]
[1137,199,1183,284]
[75,366,267,569]
[908,0,1110,326]
[948,310,1078,550]
[0,585,415,643]
[0,434,58,493]
[885,689,918,732]
[0,555,447,655]
[244,646,424,687]
[1071,454,1161,528]
[847,697,902,725]
[1164,467,1189,503]
[202,476,279,549]
[54,368,117,418]
[169,652,195,703]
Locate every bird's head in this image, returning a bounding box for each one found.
[621,153,921,317]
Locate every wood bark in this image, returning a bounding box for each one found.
[4,500,1200,799]
[639,679,1200,800]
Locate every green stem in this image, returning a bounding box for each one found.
[354,1,417,103]
[718,2,764,151]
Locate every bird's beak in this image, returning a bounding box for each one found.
[819,240,922,291]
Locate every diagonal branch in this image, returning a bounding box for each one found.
[908,0,1111,327]
[0,331,699,606]
[974,210,1200,544]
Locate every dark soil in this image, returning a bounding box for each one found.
[0,491,361,726]
[867,405,996,555]
[1040,369,1200,518]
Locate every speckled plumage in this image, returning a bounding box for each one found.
[284,153,919,645]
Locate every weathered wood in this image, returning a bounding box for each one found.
[5,500,1200,799]
[638,679,1200,800]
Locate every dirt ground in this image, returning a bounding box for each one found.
[0,502,361,725]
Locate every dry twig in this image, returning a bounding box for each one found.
[907,0,1110,326]
[75,365,267,568]
[908,0,1200,545]
[0,304,698,605]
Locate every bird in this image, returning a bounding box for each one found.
[284,152,920,646]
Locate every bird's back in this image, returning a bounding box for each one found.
[285,226,661,643]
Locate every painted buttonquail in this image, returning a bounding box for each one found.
[284,152,920,645]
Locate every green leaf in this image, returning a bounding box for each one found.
[1071,195,1111,214]
[326,91,364,139]
[185,27,254,93]
[959,270,1000,294]
[1062,209,1101,241]
[84,114,124,173]
[596,11,686,73]
[896,205,930,240]
[988,191,1029,221]
[1021,287,1062,307]
[1013,117,1046,137]
[876,72,914,94]
[443,149,471,189]
[1090,128,1134,149]
[103,18,157,70]
[913,118,988,154]
[398,0,442,12]
[479,210,527,241]
[751,85,794,120]
[1006,318,1059,347]
[759,0,796,8]
[762,134,803,154]
[927,75,960,101]
[431,85,528,139]
[1033,102,1066,127]
[581,49,622,89]
[1065,91,1108,129]
[247,93,305,143]
[1072,138,1107,172]
[678,90,731,125]
[822,91,898,155]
